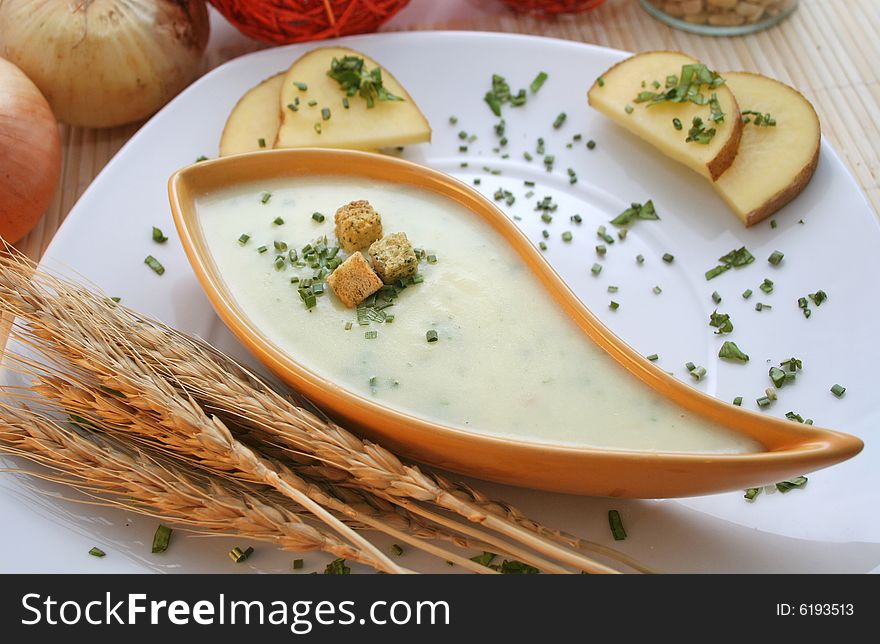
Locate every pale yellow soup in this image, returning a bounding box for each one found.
[198,177,758,453]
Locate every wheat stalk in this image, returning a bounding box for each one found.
[0,249,638,573]
[0,403,379,565]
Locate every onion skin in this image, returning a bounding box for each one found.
[0,57,61,244]
[0,1,210,128]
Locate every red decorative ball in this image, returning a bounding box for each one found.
[501,0,607,15]
[209,0,411,44]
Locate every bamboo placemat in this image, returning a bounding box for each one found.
[14,0,879,261]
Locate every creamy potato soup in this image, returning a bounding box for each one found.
[198,176,759,453]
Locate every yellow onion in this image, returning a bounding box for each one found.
[0,57,61,244]
[0,0,210,128]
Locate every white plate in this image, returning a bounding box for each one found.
[3,32,880,573]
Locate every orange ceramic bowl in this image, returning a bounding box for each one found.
[169,148,862,498]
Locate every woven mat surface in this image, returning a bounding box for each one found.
[14,0,879,260]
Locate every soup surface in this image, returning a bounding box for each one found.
[198,176,759,453]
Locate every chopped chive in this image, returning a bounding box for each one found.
[342,96,350,109]
[608,510,627,541]
[195,155,208,162]
[293,559,304,570]
[718,340,749,363]
[769,367,787,388]
[591,263,602,276]
[542,230,549,239]
[473,178,481,185]
[770,219,777,229]
[672,117,683,130]
[597,77,605,87]
[689,365,707,381]
[662,253,674,263]
[646,353,659,361]
[344,321,352,331]
[273,256,285,271]
[151,525,173,554]
[733,396,743,406]
[293,81,308,91]
[765,386,778,401]
[257,245,268,254]
[144,255,165,275]
[312,212,325,223]
[809,290,828,306]
[744,487,761,501]
[755,302,771,311]
[110,296,121,304]
[652,286,662,295]
[705,264,730,281]
[685,362,696,372]
[756,396,772,408]
[391,544,404,557]
[711,291,722,304]
[552,112,567,129]
[760,278,774,294]
[607,285,619,293]
[768,250,784,265]
[258,137,267,148]
[260,192,271,204]
[562,231,573,242]
[571,214,582,224]
[272,216,285,226]
[586,139,596,150]
[618,228,627,240]
[314,123,322,134]
[742,289,753,299]
[596,244,607,256]
[229,546,255,563]
[636,254,645,265]
[539,241,547,251]
[321,107,331,121]
[609,300,620,311]
[776,476,808,493]
[530,71,548,93]
[426,329,439,343]
[307,99,317,107]
[624,104,634,114]
[151,227,168,243]
[448,115,458,125]
[709,311,733,334]
[830,384,846,398]
[471,552,496,567]
[89,547,106,558]
[364,330,378,340]
[237,233,250,245]
[273,240,288,252]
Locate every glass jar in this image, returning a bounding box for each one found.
[639,0,799,36]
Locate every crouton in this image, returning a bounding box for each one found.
[334,200,383,252]
[326,251,383,308]
[368,232,418,284]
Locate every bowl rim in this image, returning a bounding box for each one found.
[168,148,863,497]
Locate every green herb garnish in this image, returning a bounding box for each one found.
[662,253,674,263]
[324,558,351,574]
[260,191,271,204]
[426,329,438,343]
[152,227,168,243]
[608,510,627,541]
[312,212,325,223]
[562,231,573,242]
[89,547,106,557]
[744,488,761,501]
[634,64,725,109]
[293,559,304,570]
[229,546,254,563]
[733,396,743,406]
[195,155,208,162]
[760,278,774,294]
[742,110,776,126]
[321,107,331,121]
[706,246,755,280]
[591,263,602,276]
[587,139,596,150]
[144,255,165,275]
[553,112,567,129]
[672,117,683,130]
[609,300,620,311]
[151,525,173,554]
[830,383,846,398]
[686,116,716,144]
[809,290,827,306]
[776,476,808,493]
[719,340,749,363]
[709,310,733,334]
[327,57,402,108]
[530,71,548,93]
[609,200,659,227]
[768,250,784,266]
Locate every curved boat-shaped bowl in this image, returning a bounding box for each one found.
[169,148,863,498]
